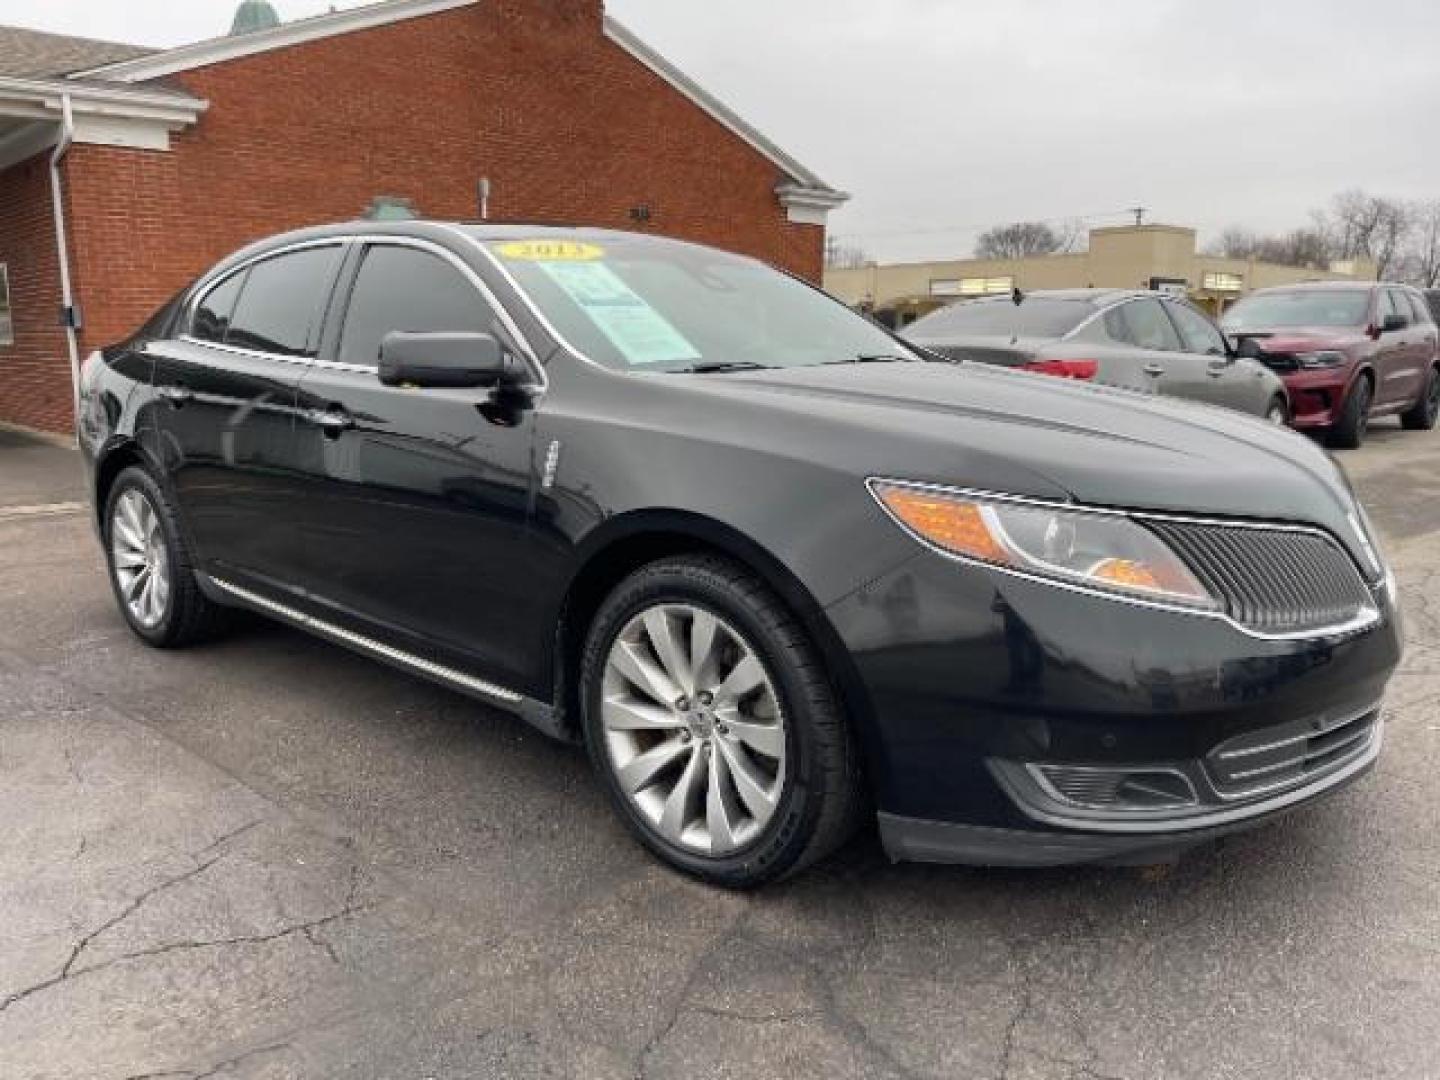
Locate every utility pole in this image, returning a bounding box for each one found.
[1129,207,1147,227]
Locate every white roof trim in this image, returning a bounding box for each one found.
[0,76,205,166]
[72,0,478,82]
[0,74,204,120]
[603,15,845,199]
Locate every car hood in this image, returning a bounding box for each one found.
[1228,327,1367,353]
[682,361,1369,557]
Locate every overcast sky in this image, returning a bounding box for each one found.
[5,0,1437,262]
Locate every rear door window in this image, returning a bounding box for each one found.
[1164,301,1228,356]
[1111,299,1183,351]
[191,271,246,344]
[224,246,345,358]
[1403,291,1431,326]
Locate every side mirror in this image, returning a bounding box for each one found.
[1381,314,1408,334]
[378,331,516,389]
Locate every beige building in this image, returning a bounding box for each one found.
[825,224,1376,326]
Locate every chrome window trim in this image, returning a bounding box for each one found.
[1061,295,1138,344]
[181,233,547,388]
[175,334,373,374]
[185,238,346,359]
[865,477,1384,642]
[208,576,524,707]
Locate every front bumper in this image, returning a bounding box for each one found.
[878,719,1381,866]
[1279,367,1356,429]
[825,550,1401,866]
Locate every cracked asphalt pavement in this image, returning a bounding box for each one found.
[1,422,1438,1080]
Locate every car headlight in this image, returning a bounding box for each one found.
[1296,350,1347,368]
[869,481,1217,609]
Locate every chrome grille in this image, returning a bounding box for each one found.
[1207,709,1379,798]
[1144,519,1375,635]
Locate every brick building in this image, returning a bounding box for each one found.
[0,0,846,433]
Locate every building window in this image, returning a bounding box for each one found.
[0,264,12,346]
[1202,271,1244,293]
[931,276,1014,298]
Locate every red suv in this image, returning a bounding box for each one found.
[1221,282,1440,448]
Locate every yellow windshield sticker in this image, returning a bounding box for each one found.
[497,240,605,262]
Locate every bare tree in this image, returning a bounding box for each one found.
[824,238,871,270]
[1206,225,1331,267]
[974,221,1065,259]
[1055,217,1089,254]
[1320,189,1412,278]
[1400,200,1440,288]
[1209,227,1258,259]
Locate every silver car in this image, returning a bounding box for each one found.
[902,288,1291,423]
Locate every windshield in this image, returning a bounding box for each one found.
[905,297,1093,340]
[481,234,918,372]
[1221,290,1371,331]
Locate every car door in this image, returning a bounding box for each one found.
[1163,298,1269,414]
[1389,288,1431,406]
[1372,289,1421,408]
[1103,298,1203,401]
[287,238,541,691]
[150,243,346,594]
[1404,289,1440,380]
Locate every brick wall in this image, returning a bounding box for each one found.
[31,0,826,432]
[0,152,72,433]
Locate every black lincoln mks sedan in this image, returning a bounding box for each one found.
[79,222,1401,887]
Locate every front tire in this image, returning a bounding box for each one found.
[1327,375,1372,449]
[103,466,228,648]
[1400,365,1440,430]
[580,555,862,888]
[1265,396,1289,426]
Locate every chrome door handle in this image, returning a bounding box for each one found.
[157,385,194,406]
[309,407,355,435]
[1143,363,1165,377]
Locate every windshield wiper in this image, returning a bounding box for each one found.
[672,361,776,374]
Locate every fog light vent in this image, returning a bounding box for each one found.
[1031,765,1198,811]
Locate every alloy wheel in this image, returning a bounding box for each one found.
[110,488,171,629]
[1266,402,1287,425]
[601,603,787,856]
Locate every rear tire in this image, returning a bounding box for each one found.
[579,554,863,889]
[1327,375,1372,449]
[1400,366,1440,430]
[103,466,229,648]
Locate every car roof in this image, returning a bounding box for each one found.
[196,220,746,288]
[1245,281,1379,294]
[958,288,1164,307]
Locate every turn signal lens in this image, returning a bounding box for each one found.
[873,488,1009,563]
[870,481,1216,609]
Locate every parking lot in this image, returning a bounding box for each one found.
[1,421,1437,1080]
